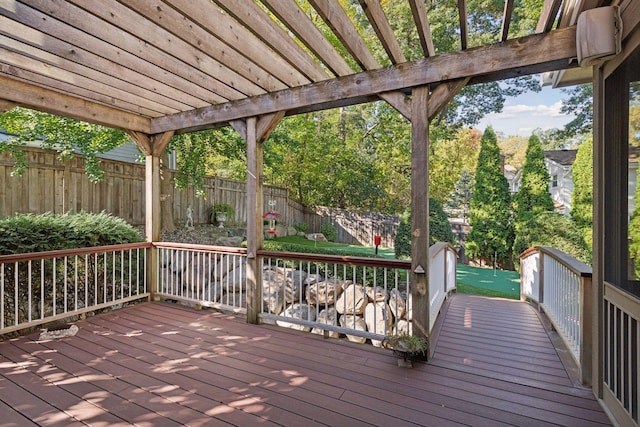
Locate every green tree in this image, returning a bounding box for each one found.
[446,170,474,222]
[512,134,554,233]
[571,137,593,249]
[394,199,455,259]
[466,127,514,267]
[0,108,129,181]
[513,212,591,267]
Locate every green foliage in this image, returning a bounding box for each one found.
[0,108,129,182]
[293,223,308,233]
[383,333,427,356]
[321,222,338,242]
[0,212,143,255]
[393,199,455,259]
[513,212,591,267]
[446,170,474,221]
[558,84,593,138]
[512,134,554,233]
[466,127,514,266]
[571,137,593,249]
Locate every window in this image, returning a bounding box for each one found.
[551,174,558,188]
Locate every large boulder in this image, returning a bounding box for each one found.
[335,284,366,315]
[364,302,393,347]
[311,307,340,338]
[339,314,367,344]
[306,278,344,305]
[277,303,316,332]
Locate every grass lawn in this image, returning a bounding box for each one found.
[268,236,520,299]
[456,264,521,299]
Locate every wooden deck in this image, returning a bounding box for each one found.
[0,294,611,426]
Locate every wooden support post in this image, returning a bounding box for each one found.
[127,130,174,300]
[240,117,263,324]
[410,85,430,357]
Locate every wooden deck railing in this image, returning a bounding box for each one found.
[1,242,457,349]
[0,243,150,335]
[520,246,593,385]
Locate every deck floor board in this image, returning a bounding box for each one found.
[0,294,612,426]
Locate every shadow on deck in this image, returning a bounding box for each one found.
[0,294,611,426]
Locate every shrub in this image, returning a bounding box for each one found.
[512,212,591,268]
[293,222,308,233]
[394,199,455,259]
[0,211,143,255]
[321,221,337,242]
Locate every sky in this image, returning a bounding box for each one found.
[476,84,576,137]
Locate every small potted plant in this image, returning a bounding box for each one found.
[210,203,235,228]
[382,333,428,367]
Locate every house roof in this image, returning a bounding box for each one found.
[0,1,614,137]
[545,149,578,166]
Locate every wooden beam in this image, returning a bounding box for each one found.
[409,0,436,57]
[151,26,577,133]
[458,0,468,50]
[536,0,563,32]
[0,99,16,113]
[358,0,406,64]
[0,75,151,133]
[257,112,286,143]
[259,0,352,78]
[428,78,470,120]
[500,0,515,41]
[212,0,329,84]
[410,85,430,352]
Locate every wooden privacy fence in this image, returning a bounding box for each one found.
[1,147,400,246]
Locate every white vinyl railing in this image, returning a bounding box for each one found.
[429,242,458,331]
[0,243,150,335]
[520,246,593,384]
[155,242,247,313]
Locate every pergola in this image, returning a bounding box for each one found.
[0,0,583,334]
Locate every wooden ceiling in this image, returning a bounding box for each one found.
[0,0,617,135]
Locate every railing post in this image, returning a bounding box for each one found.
[580,275,593,385]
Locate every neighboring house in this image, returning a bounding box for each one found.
[504,164,521,194]
[544,149,577,216]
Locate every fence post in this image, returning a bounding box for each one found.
[580,274,593,385]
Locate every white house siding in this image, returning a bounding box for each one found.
[545,157,574,216]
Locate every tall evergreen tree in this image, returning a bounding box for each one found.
[571,137,593,249]
[512,134,554,232]
[466,127,514,267]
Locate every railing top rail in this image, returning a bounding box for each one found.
[429,242,458,258]
[153,242,247,254]
[0,242,152,263]
[257,249,412,269]
[520,246,592,277]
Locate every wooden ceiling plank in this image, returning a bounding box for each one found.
[10,0,229,106]
[307,0,379,70]
[130,0,296,91]
[210,0,329,83]
[536,0,563,32]
[0,39,181,116]
[0,15,198,111]
[260,0,353,77]
[500,0,515,41]
[64,0,264,98]
[151,26,578,133]
[358,0,406,64]
[409,0,436,57]
[458,0,468,50]
[0,61,167,118]
[19,0,244,103]
[0,75,151,132]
